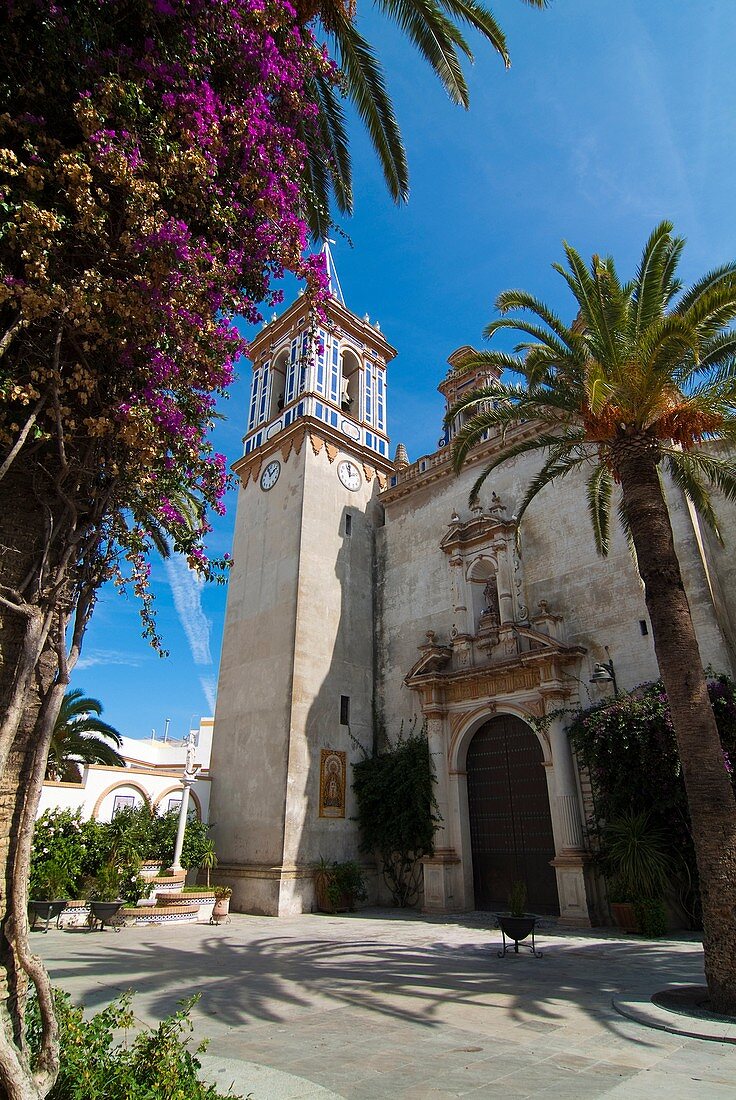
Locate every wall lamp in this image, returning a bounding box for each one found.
[589,646,618,695]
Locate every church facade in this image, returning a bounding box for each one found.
[209,269,736,924]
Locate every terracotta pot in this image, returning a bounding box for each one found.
[610,901,640,934]
[211,897,230,924]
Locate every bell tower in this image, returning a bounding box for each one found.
[210,246,395,915]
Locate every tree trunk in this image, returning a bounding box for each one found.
[619,453,736,1014]
[0,465,67,1097]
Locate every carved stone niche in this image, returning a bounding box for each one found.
[440,493,528,666]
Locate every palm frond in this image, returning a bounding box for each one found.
[663,448,736,505]
[666,452,724,544]
[586,463,613,556]
[630,220,677,340]
[513,448,588,525]
[484,316,579,363]
[492,289,581,348]
[374,0,472,106]
[435,0,510,66]
[675,262,736,318]
[451,348,528,376]
[329,15,409,201]
[302,67,353,237]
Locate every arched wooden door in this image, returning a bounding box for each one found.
[466,714,559,914]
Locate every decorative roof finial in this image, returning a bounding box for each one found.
[394,442,409,469]
[321,239,345,306]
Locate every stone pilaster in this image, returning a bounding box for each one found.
[422,710,460,911]
[547,716,590,926]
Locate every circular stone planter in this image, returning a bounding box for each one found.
[150,875,186,895]
[59,902,91,928]
[158,891,216,923]
[130,903,199,926]
[139,861,162,881]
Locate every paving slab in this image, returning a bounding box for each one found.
[34,909,736,1098]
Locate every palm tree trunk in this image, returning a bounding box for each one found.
[619,453,736,1014]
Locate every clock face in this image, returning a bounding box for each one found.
[337,459,361,492]
[260,460,281,491]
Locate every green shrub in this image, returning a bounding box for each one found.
[634,898,669,938]
[27,990,242,1099]
[566,673,736,925]
[30,805,213,902]
[313,858,366,911]
[508,881,527,917]
[30,809,87,899]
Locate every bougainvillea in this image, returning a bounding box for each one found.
[566,674,736,923]
[1,0,330,607]
[0,3,331,1094]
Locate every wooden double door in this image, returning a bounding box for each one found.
[466,714,559,914]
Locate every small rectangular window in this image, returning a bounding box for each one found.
[639,619,649,636]
[345,513,352,537]
[340,696,350,725]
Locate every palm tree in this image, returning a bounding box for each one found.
[449,221,736,1013]
[301,0,548,237]
[46,689,125,783]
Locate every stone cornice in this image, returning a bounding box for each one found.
[380,421,540,505]
[249,295,397,365]
[405,644,586,710]
[233,416,394,488]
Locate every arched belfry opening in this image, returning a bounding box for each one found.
[268,348,288,419]
[341,347,360,413]
[466,714,559,914]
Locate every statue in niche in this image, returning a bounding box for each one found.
[482,576,500,625]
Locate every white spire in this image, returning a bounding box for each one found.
[321,239,345,306]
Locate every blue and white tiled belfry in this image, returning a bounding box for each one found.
[242,240,392,462]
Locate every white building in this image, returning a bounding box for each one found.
[38,718,213,823]
[208,263,736,922]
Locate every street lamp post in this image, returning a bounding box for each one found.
[171,730,200,873]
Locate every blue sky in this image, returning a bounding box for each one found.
[76,0,736,739]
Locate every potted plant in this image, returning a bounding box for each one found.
[200,841,218,889]
[29,860,71,932]
[211,885,232,924]
[496,882,542,957]
[85,862,125,931]
[603,811,673,936]
[313,858,367,914]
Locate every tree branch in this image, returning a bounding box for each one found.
[0,397,47,485]
[0,316,28,361]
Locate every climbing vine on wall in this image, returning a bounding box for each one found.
[566,671,736,923]
[352,721,440,907]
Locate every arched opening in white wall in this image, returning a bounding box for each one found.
[153,785,203,820]
[341,348,360,414]
[92,781,152,822]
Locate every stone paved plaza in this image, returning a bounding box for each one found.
[37,910,736,1098]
